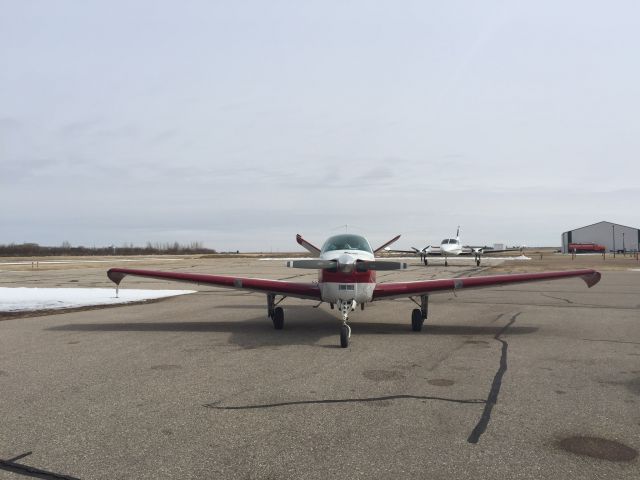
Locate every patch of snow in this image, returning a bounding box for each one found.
[506,255,531,261]
[0,258,181,266]
[0,287,196,312]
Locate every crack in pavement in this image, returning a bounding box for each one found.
[541,294,574,304]
[467,312,521,444]
[0,452,81,480]
[204,394,485,410]
[581,338,640,346]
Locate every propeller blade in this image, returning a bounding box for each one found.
[286,259,337,270]
[356,260,407,271]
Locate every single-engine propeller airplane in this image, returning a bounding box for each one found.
[401,227,523,267]
[107,233,600,348]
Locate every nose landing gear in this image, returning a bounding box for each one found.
[338,299,356,348]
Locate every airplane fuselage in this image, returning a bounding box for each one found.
[439,238,464,257]
[318,249,376,304]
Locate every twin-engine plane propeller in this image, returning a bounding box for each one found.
[399,227,524,266]
[107,233,600,348]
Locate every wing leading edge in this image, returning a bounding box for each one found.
[107,268,321,300]
[372,269,601,300]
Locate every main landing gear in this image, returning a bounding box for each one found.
[474,254,481,266]
[267,294,428,348]
[267,293,356,348]
[410,294,429,332]
[267,293,286,330]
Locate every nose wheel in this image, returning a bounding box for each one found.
[338,299,356,348]
[340,324,351,348]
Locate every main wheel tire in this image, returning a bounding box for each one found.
[272,307,284,330]
[411,309,423,332]
[340,325,349,348]
[476,258,481,266]
[424,258,428,266]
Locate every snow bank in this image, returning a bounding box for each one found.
[0,287,195,312]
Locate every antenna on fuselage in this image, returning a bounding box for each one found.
[331,224,365,233]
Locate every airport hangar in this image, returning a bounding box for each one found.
[561,220,640,253]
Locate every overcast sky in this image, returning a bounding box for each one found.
[2,0,639,251]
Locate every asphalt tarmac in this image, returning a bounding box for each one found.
[1,256,638,479]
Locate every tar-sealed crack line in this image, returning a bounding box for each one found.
[204,394,486,410]
[0,452,81,480]
[541,294,574,304]
[467,312,521,444]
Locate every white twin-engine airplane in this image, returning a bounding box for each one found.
[107,233,600,348]
[411,227,522,267]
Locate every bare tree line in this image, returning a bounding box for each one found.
[0,241,217,257]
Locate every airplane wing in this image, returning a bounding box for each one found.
[373,235,401,254]
[372,269,600,300]
[460,246,523,255]
[296,234,322,256]
[107,268,322,300]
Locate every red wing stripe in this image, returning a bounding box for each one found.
[107,268,322,300]
[372,269,601,300]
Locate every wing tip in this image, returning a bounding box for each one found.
[107,268,127,285]
[583,271,601,288]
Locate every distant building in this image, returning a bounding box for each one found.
[561,221,640,253]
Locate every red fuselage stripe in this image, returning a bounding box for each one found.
[319,269,376,284]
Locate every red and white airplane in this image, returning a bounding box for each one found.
[107,233,600,348]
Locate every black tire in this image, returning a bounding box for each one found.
[340,325,349,348]
[476,258,481,266]
[424,258,428,266]
[411,309,423,332]
[272,307,284,330]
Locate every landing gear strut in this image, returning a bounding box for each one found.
[410,295,429,332]
[338,299,356,348]
[475,254,481,266]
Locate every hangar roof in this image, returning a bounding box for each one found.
[563,220,639,234]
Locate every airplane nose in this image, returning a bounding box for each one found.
[337,254,356,272]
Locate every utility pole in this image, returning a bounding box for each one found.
[612,224,616,258]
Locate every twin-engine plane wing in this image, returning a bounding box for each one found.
[108,233,600,348]
[392,227,524,266]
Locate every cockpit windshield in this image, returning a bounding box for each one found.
[442,239,459,245]
[321,234,373,253]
